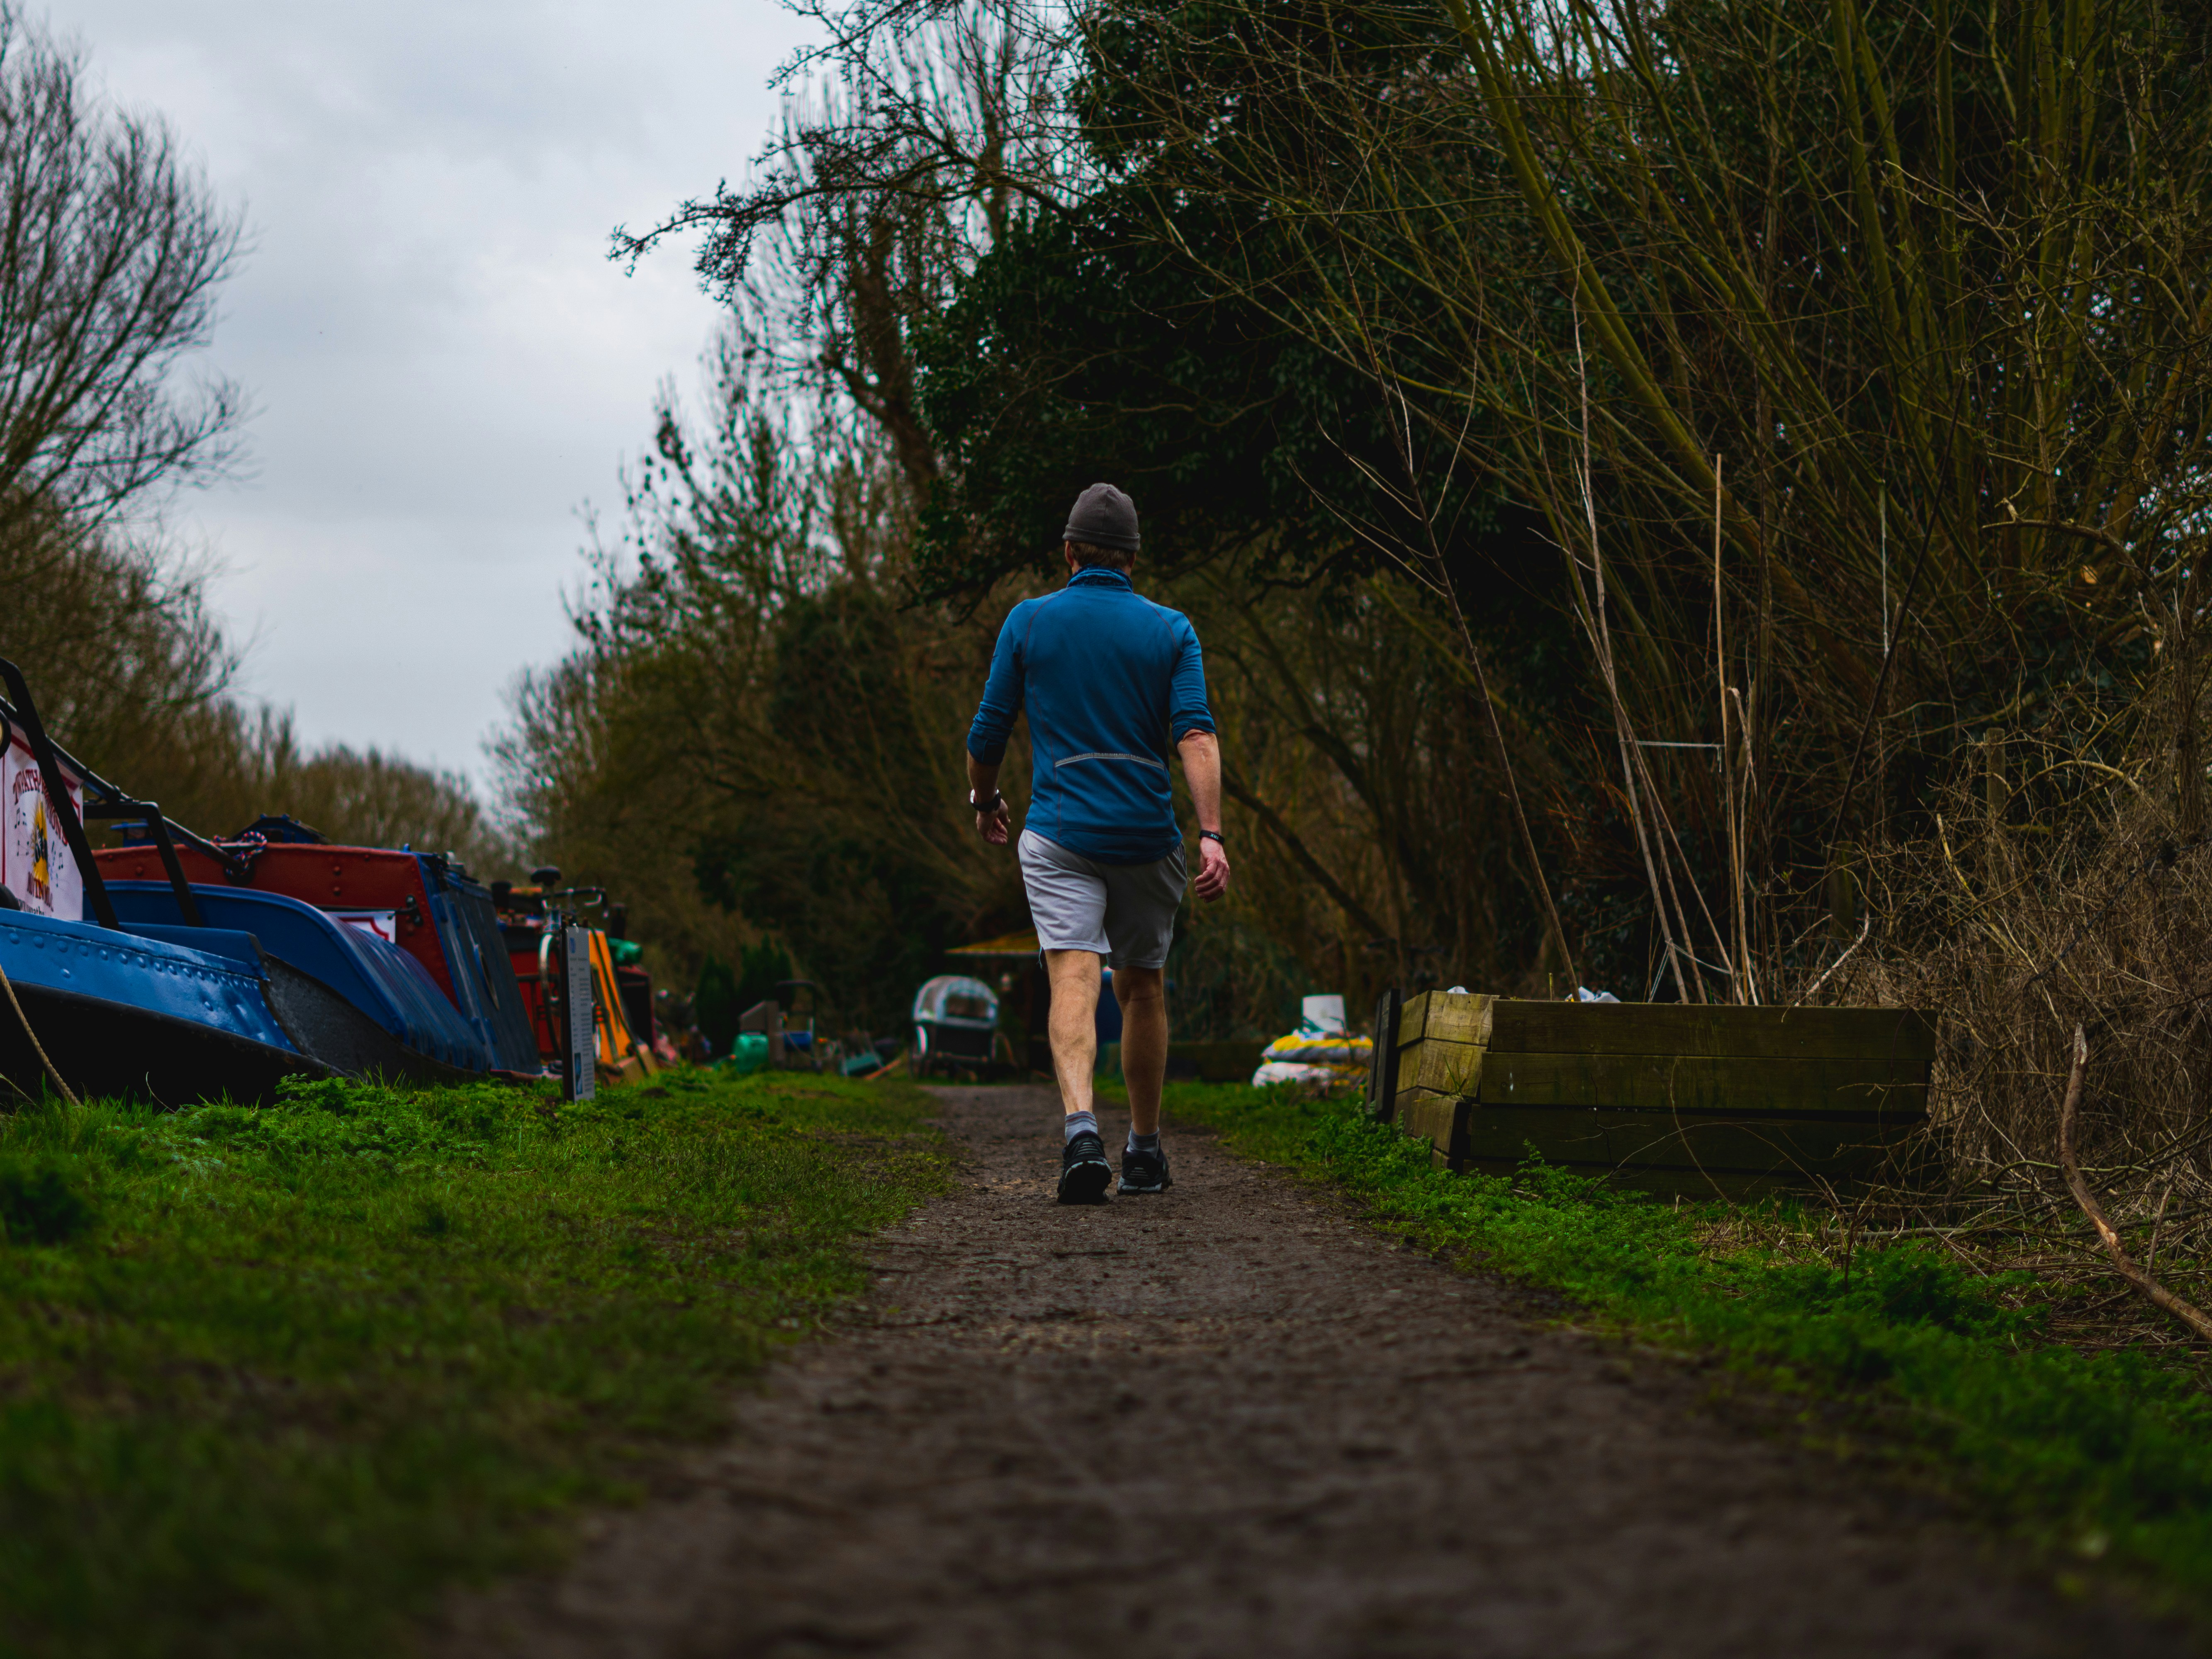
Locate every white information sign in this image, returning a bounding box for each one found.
[0,738,84,920]
[564,924,596,1101]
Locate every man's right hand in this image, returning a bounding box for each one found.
[1193,835,1230,900]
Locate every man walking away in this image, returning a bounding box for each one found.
[964,483,1231,1203]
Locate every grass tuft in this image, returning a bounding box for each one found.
[0,1068,949,1659]
[0,1151,97,1245]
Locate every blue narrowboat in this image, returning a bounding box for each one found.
[0,659,535,1104]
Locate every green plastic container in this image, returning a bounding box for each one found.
[725,1032,771,1075]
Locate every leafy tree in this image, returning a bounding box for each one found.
[0,6,243,542]
[496,356,1029,1033]
[1084,0,2212,995]
[693,952,742,1053]
[617,0,2212,1004]
[605,1,1602,1007]
[734,939,796,1014]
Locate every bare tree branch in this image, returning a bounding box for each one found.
[2059,1023,2212,1345]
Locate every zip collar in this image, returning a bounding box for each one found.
[1068,566,1134,592]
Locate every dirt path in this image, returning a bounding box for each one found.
[433,1086,2190,1658]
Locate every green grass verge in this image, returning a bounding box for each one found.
[1166,1080,2212,1607]
[0,1069,949,1659]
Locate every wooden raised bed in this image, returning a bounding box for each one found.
[1369,991,1936,1196]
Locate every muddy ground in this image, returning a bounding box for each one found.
[431,1085,2194,1658]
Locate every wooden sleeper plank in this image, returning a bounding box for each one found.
[1459,1105,1916,1176]
[1396,1088,1469,1163]
[1399,1036,1487,1099]
[1471,1050,1928,1117]
[1482,1000,1935,1063]
[1397,991,1492,1050]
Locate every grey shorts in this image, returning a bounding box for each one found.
[1018,830,1185,970]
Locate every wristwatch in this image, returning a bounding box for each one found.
[1200,830,1226,849]
[970,789,1004,813]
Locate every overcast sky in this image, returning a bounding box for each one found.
[63,1,818,789]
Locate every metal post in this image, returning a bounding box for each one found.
[139,810,206,927]
[81,799,205,927]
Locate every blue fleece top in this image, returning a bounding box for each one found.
[966,566,1215,864]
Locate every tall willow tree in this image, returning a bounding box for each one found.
[1085,0,2212,997]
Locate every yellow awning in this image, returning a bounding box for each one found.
[945,928,1040,957]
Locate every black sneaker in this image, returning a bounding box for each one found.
[1058,1131,1113,1204]
[1119,1141,1172,1194]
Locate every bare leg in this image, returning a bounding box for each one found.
[1114,965,1167,1137]
[1044,949,1101,1118]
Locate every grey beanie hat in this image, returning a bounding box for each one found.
[1063,482,1141,552]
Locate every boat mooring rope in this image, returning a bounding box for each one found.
[0,955,81,1109]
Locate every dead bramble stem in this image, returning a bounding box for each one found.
[2057,1024,2212,1345]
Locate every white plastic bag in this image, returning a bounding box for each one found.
[1253,995,1371,1088]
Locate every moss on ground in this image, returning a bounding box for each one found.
[0,1069,949,1659]
[1165,1080,2212,1612]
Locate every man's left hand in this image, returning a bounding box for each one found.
[976,800,1011,846]
[1193,835,1230,900]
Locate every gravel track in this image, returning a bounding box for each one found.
[431,1085,2192,1658]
